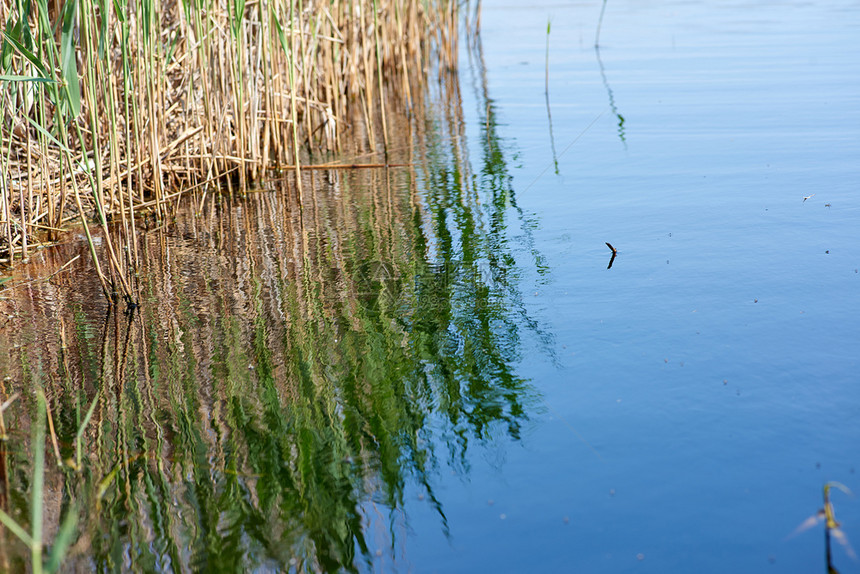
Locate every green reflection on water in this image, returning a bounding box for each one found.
[0,66,550,572]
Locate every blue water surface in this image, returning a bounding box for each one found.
[399,1,860,572]
[1,2,857,572]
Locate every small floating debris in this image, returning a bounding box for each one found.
[606,242,617,269]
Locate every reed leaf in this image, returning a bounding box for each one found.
[0,507,34,547]
[1,30,50,78]
[0,73,54,81]
[75,388,100,469]
[43,503,78,574]
[31,390,47,574]
[59,0,80,118]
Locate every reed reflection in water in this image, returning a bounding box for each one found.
[0,74,552,572]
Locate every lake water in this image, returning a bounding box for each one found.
[1,1,858,572]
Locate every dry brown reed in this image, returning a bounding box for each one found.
[0,0,459,303]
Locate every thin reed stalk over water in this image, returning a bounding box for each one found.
[0,0,460,301]
[544,17,559,175]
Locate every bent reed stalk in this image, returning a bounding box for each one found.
[0,0,459,303]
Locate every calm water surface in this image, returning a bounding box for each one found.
[1,1,858,572]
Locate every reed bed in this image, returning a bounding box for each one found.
[0,0,461,302]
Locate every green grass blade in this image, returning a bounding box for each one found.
[21,114,87,170]
[43,503,77,574]
[1,31,49,77]
[0,508,34,547]
[32,391,47,574]
[0,74,56,82]
[270,10,289,57]
[164,29,181,66]
[60,0,81,117]
[111,0,126,23]
[232,0,246,36]
[75,389,100,468]
[96,463,120,502]
[1,16,23,69]
[96,0,109,59]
